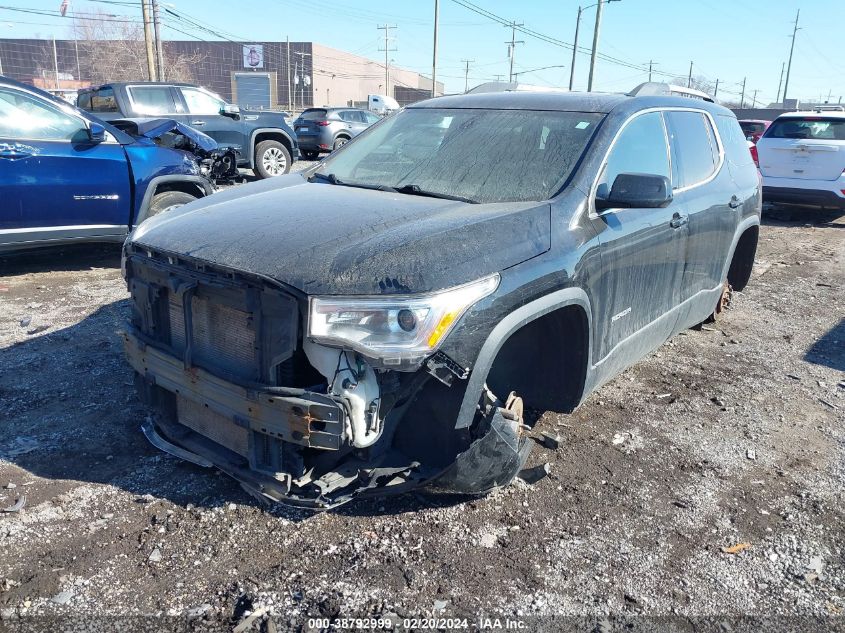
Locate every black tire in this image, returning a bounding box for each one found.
[148,191,198,218]
[301,150,320,161]
[254,140,291,178]
[332,136,350,151]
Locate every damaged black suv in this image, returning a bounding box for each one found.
[122,86,761,508]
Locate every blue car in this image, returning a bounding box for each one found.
[0,76,213,253]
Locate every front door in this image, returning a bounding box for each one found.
[174,86,245,153]
[0,86,130,249]
[590,110,688,366]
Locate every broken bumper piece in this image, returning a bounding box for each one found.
[124,329,532,509]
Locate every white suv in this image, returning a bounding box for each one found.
[756,110,845,209]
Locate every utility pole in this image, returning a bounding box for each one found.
[714,78,719,99]
[782,9,800,105]
[687,60,693,88]
[151,0,165,80]
[586,0,603,91]
[568,6,583,90]
[505,21,524,83]
[740,76,746,108]
[431,0,439,97]
[462,59,474,93]
[52,36,59,89]
[648,59,653,82]
[377,24,397,96]
[287,37,292,112]
[74,39,80,82]
[775,61,785,104]
[752,88,758,107]
[140,0,157,81]
[293,50,311,110]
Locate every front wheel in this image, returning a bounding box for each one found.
[148,191,198,218]
[254,140,291,178]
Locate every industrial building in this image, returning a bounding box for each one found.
[0,38,443,109]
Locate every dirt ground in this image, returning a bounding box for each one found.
[0,202,843,632]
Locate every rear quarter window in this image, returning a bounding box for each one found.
[717,115,755,167]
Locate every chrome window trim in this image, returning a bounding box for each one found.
[588,106,725,219]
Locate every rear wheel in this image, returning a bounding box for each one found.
[254,140,291,178]
[148,191,197,218]
[332,136,349,151]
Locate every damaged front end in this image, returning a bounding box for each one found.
[123,246,532,509]
[112,118,240,183]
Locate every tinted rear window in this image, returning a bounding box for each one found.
[665,111,719,187]
[300,109,327,121]
[128,86,176,114]
[766,117,845,140]
[89,87,118,113]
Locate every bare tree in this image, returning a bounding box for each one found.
[672,74,716,96]
[70,10,203,84]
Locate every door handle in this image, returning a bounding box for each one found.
[190,120,206,126]
[728,195,742,209]
[669,213,688,229]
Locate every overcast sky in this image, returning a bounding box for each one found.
[5,0,843,105]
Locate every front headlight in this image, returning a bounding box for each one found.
[308,274,500,365]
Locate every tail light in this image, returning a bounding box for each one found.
[316,120,330,126]
[750,144,759,167]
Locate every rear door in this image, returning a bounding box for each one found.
[344,110,369,137]
[0,86,130,248]
[757,116,845,180]
[173,86,245,151]
[664,109,735,299]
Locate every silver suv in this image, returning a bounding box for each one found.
[293,107,381,160]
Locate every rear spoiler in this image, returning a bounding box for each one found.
[628,82,715,103]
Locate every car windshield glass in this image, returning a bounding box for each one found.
[300,109,327,120]
[766,117,845,140]
[314,108,603,203]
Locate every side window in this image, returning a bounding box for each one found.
[90,87,118,113]
[596,111,670,200]
[77,92,92,110]
[128,86,177,115]
[0,87,84,141]
[351,111,367,123]
[717,115,754,167]
[365,112,380,125]
[665,111,720,188]
[337,111,353,123]
[181,88,224,115]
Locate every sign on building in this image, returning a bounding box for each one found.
[243,45,264,69]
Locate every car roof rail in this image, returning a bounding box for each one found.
[628,82,715,103]
[813,105,845,112]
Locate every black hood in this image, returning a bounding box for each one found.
[129,175,551,295]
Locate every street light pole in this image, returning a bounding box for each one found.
[586,0,603,91]
[568,6,582,91]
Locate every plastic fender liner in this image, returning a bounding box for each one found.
[428,408,532,494]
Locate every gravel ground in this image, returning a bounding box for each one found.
[0,195,843,632]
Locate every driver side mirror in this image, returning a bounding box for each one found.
[221,104,240,118]
[87,121,106,143]
[595,173,673,211]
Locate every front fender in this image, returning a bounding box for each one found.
[452,286,593,429]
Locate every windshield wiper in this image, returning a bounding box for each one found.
[394,184,477,204]
[308,172,397,193]
[308,172,341,184]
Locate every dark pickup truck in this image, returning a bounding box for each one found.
[123,85,761,509]
[77,82,298,178]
